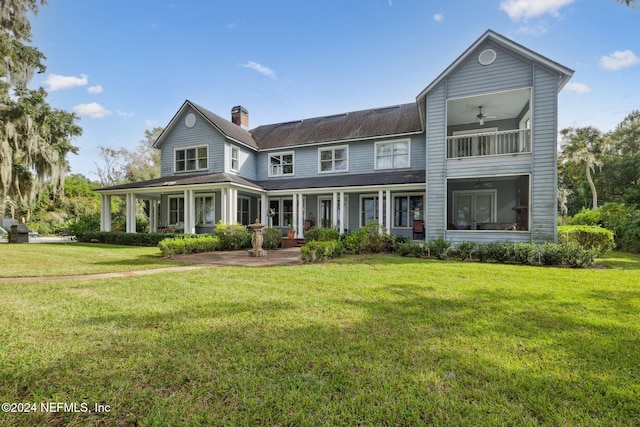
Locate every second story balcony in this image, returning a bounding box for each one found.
[447,128,531,158]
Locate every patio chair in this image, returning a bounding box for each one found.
[413,220,425,239]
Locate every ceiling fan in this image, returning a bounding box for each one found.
[476,106,496,126]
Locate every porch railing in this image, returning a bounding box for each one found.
[447,129,531,158]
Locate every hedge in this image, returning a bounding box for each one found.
[75,231,171,246]
[158,235,220,257]
[301,240,345,263]
[558,225,615,255]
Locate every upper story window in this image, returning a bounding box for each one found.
[375,139,410,170]
[175,146,207,173]
[269,152,294,177]
[319,146,348,173]
[231,146,239,172]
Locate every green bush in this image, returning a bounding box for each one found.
[558,225,615,255]
[511,242,537,265]
[158,235,220,257]
[213,221,251,251]
[304,227,340,242]
[600,203,640,253]
[67,213,101,234]
[530,243,566,266]
[454,241,477,261]
[301,240,345,263]
[486,242,511,263]
[394,239,424,257]
[75,231,170,246]
[261,227,283,250]
[427,238,451,260]
[568,208,602,226]
[563,242,597,268]
[343,222,392,254]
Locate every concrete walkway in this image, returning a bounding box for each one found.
[0,247,303,283]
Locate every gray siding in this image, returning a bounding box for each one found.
[531,64,559,243]
[446,154,532,178]
[256,135,425,181]
[227,142,257,181]
[159,106,227,177]
[447,41,533,99]
[425,84,447,240]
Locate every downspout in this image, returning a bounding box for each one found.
[424,93,430,242]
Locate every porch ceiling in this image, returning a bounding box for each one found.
[447,88,530,127]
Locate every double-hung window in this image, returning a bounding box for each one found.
[319,146,348,173]
[168,197,185,225]
[195,195,215,225]
[269,152,294,177]
[175,146,207,172]
[230,146,239,172]
[360,195,385,227]
[375,140,410,169]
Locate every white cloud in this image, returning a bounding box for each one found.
[74,102,112,118]
[87,85,103,94]
[43,73,88,91]
[242,61,277,80]
[117,110,134,117]
[145,119,159,127]
[600,50,640,71]
[433,13,444,22]
[564,82,591,94]
[499,0,575,21]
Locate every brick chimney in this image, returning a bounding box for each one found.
[231,105,249,129]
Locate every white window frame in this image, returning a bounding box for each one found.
[268,151,295,177]
[392,193,424,229]
[359,194,385,228]
[174,145,208,173]
[230,146,239,172]
[318,145,349,173]
[237,196,251,225]
[195,194,215,226]
[168,196,185,225]
[375,139,411,170]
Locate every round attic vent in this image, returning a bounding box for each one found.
[478,49,497,66]
[185,113,196,128]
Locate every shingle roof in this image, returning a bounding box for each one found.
[259,170,425,191]
[250,103,423,149]
[189,101,259,150]
[97,172,264,192]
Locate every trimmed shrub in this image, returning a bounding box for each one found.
[262,227,283,250]
[563,242,597,268]
[394,239,424,257]
[304,227,340,242]
[511,242,537,265]
[158,235,220,257]
[454,241,477,261]
[75,231,170,246]
[486,242,511,263]
[530,243,566,266]
[427,238,451,260]
[301,240,345,263]
[558,225,615,255]
[213,221,251,251]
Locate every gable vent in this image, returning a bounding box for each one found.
[478,49,497,66]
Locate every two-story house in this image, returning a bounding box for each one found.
[97,29,573,244]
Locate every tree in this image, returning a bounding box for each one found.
[0,0,81,211]
[560,127,603,209]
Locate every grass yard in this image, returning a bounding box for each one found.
[0,251,638,426]
[0,242,185,277]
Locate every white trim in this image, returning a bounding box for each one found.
[174,145,208,173]
[268,151,295,177]
[230,145,240,173]
[374,138,411,170]
[318,145,349,174]
[391,192,425,229]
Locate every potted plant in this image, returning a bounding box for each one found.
[287,222,295,239]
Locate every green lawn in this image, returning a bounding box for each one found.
[0,242,184,277]
[0,251,638,426]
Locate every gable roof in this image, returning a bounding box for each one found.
[154,100,259,151]
[97,172,264,193]
[251,103,422,150]
[416,29,574,102]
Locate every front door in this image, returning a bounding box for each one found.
[318,197,348,230]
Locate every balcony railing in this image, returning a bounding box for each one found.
[447,129,531,159]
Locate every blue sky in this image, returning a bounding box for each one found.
[30,0,639,178]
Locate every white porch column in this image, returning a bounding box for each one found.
[292,193,298,237]
[221,188,228,224]
[149,200,158,233]
[183,189,195,234]
[228,188,238,224]
[100,194,111,232]
[261,194,268,225]
[332,192,338,229]
[297,193,304,238]
[339,191,345,234]
[378,190,384,231]
[125,193,136,233]
[385,190,392,233]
